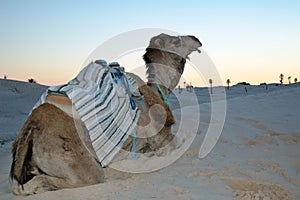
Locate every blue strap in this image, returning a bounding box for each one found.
[155,82,171,107]
[130,132,138,159]
[109,68,121,84]
[134,96,147,112]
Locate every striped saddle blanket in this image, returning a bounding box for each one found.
[33,61,141,166]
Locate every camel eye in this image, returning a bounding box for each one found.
[174,56,184,65]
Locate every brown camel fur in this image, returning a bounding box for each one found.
[10,33,202,195]
[11,103,104,195]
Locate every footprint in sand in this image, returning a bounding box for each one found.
[222,177,289,200]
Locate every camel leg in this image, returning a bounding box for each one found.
[12,175,71,195]
[11,103,104,195]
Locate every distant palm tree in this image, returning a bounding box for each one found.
[279,73,284,85]
[288,76,291,84]
[209,79,213,94]
[295,78,298,83]
[226,79,231,90]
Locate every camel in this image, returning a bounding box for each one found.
[10,33,202,195]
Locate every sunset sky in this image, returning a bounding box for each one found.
[0,0,299,86]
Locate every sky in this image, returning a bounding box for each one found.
[0,0,299,86]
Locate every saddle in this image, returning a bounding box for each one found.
[33,60,143,167]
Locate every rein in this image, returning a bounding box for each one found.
[155,82,171,107]
[148,72,171,107]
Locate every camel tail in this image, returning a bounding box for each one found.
[10,117,37,188]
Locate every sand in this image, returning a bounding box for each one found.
[0,79,299,199]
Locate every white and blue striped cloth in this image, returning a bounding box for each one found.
[34,62,140,167]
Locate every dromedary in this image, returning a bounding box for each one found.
[10,33,202,195]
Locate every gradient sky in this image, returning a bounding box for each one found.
[0,0,299,86]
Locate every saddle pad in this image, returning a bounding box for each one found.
[34,62,140,167]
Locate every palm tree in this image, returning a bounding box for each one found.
[226,79,231,90]
[209,79,213,94]
[288,76,291,84]
[279,73,284,85]
[295,78,298,83]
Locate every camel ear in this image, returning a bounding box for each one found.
[149,33,169,49]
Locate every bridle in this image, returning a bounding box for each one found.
[146,36,201,59]
[146,36,185,59]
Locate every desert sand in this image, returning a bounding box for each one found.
[0,79,299,199]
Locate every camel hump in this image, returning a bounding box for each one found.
[10,104,46,185]
[11,103,65,185]
[46,93,72,106]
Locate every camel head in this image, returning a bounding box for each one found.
[144,33,202,95]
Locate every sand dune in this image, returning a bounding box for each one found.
[0,79,299,199]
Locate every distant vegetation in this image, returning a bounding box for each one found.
[279,73,297,85]
[279,73,284,85]
[237,82,250,86]
[209,79,213,94]
[226,79,231,90]
[28,78,37,83]
[224,74,297,88]
[288,76,292,84]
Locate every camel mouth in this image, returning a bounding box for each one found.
[186,48,201,60]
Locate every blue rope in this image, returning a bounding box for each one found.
[130,132,138,159]
[155,82,171,107]
[148,74,171,106]
[109,68,121,84]
[134,96,147,112]
[109,67,136,110]
[120,73,136,110]
[108,65,141,160]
